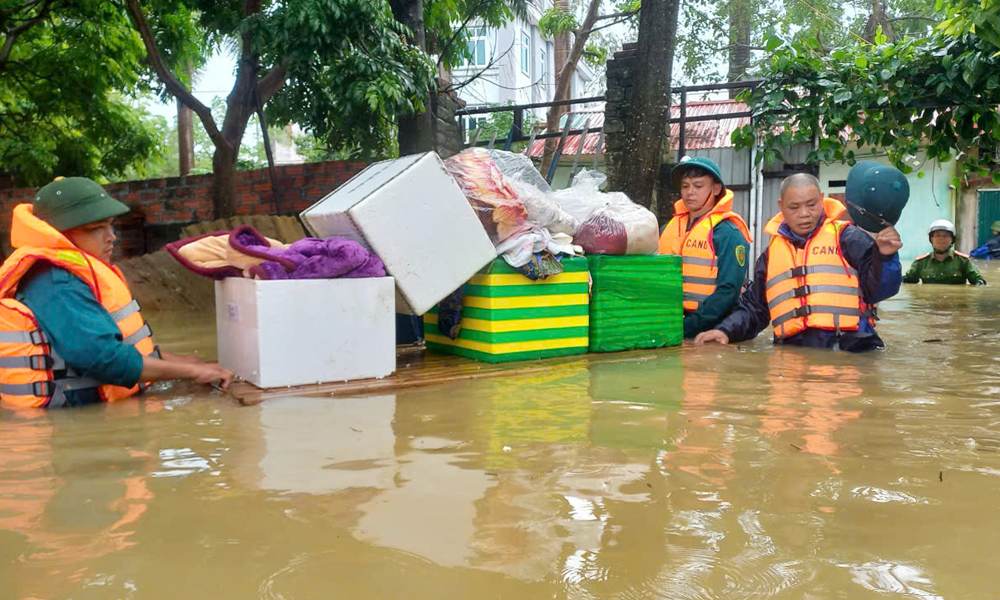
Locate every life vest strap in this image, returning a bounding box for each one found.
[122,323,152,347]
[1,376,101,399]
[108,299,141,322]
[0,329,46,345]
[684,291,710,303]
[766,284,861,311]
[682,256,716,267]
[683,275,717,286]
[766,264,860,288]
[0,355,55,370]
[772,305,863,328]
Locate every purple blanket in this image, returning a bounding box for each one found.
[229,226,386,280]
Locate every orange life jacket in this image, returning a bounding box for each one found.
[658,190,752,311]
[0,204,157,409]
[763,210,874,340]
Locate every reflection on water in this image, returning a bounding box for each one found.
[5,266,1000,598]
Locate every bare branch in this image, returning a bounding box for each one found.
[887,15,936,23]
[436,0,491,68]
[594,9,639,22]
[258,61,288,103]
[0,0,54,70]
[123,0,221,141]
[681,1,728,38]
[441,38,515,94]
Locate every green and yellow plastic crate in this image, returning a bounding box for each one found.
[424,258,590,363]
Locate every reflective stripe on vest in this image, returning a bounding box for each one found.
[0,206,159,408]
[764,222,872,339]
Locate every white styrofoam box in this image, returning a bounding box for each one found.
[300,151,496,315]
[215,277,396,388]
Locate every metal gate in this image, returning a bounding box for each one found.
[977,189,1000,246]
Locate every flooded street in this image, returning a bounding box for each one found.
[4,266,1000,600]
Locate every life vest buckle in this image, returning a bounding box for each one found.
[29,330,46,345]
[790,305,813,319]
[29,354,54,370]
[789,266,809,278]
[792,286,812,299]
[32,380,54,397]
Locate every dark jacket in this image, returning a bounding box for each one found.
[715,217,902,351]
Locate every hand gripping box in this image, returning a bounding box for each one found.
[215,277,396,388]
[300,152,497,315]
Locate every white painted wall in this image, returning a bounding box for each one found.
[819,150,956,264]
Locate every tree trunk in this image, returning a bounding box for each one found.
[616,0,680,210]
[210,144,239,219]
[391,0,436,155]
[727,0,751,99]
[178,62,195,175]
[541,0,602,176]
[864,0,895,42]
[178,99,194,175]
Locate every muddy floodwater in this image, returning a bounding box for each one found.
[4,265,1000,600]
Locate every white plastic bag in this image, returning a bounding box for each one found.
[548,170,659,255]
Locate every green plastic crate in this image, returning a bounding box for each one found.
[587,255,684,352]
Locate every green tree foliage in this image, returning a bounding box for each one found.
[127,0,435,217]
[675,0,939,83]
[0,0,184,186]
[937,0,1000,51]
[470,103,542,152]
[734,29,1000,185]
[426,0,531,71]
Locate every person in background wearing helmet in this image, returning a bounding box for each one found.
[970,220,1000,259]
[903,220,986,285]
[658,156,752,339]
[0,177,234,409]
[693,173,903,352]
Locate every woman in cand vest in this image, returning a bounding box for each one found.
[658,156,752,339]
[0,177,233,409]
[694,172,903,352]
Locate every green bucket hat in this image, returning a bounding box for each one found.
[845,161,909,232]
[33,177,130,231]
[671,156,726,192]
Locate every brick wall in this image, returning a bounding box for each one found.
[0,160,368,258]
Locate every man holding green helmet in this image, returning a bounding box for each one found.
[0,177,233,409]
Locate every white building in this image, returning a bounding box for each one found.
[449,0,596,133]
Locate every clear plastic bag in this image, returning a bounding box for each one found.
[487,149,551,193]
[548,169,659,255]
[443,148,529,243]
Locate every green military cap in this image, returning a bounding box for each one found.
[33,177,130,231]
[671,156,726,192]
[845,161,909,232]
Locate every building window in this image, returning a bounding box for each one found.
[465,27,487,66]
[540,47,547,82]
[521,31,531,75]
[463,114,489,141]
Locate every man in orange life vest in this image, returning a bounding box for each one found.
[658,156,752,338]
[0,177,233,409]
[694,173,903,352]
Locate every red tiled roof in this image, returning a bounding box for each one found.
[525,99,751,157]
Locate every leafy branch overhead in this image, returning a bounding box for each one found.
[734,27,1000,185]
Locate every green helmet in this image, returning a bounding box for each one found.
[671,156,726,193]
[33,177,130,231]
[990,220,1000,234]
